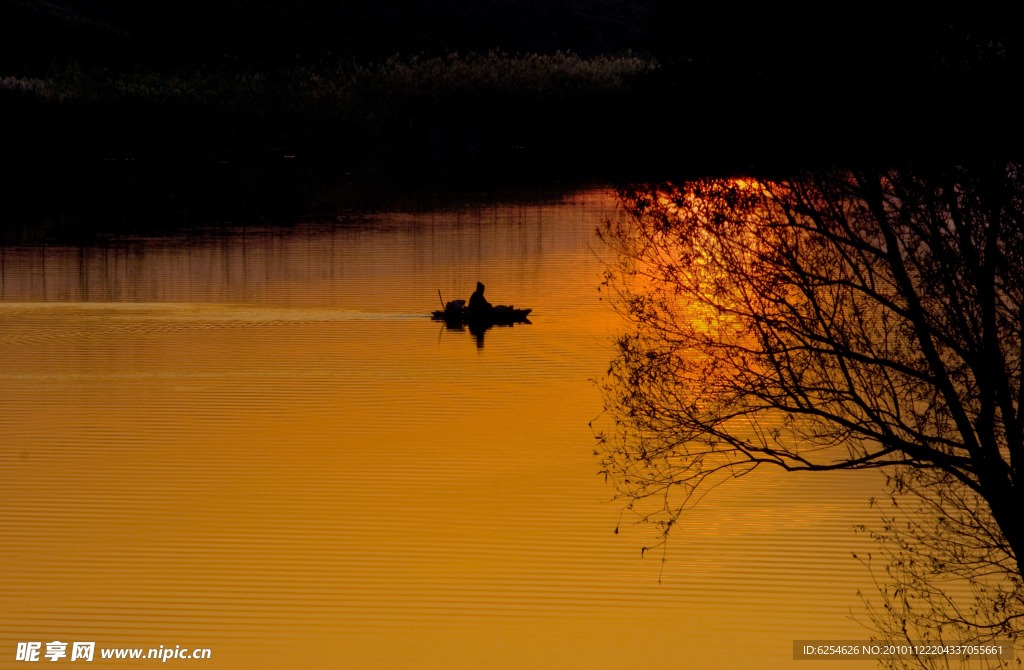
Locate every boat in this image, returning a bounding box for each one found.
[432,300,532,325]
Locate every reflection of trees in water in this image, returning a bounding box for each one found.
[598,166,1022,662]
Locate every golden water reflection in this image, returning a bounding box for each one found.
[1,192,883,669]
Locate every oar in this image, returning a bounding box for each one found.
[438,289,446,309]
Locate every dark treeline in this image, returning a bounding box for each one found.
[3,53,653,164]
[2,3,1023,187]
[0,0,654,73]
[649,6,1024,167]
[0,0,654,173]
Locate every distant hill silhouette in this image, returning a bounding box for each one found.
[1,0,654,73]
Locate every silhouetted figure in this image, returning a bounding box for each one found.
[468,281,492,315]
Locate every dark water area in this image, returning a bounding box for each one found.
[1,155,608,246]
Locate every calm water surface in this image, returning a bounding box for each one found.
[1,190,884,669]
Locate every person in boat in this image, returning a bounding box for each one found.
[467,281,493,316]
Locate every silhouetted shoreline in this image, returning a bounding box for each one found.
[4,3,1024,243]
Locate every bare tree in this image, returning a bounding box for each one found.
[856,467,1021,669]
[596,165,1023,658]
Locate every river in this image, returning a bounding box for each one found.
[1,187,884,668]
